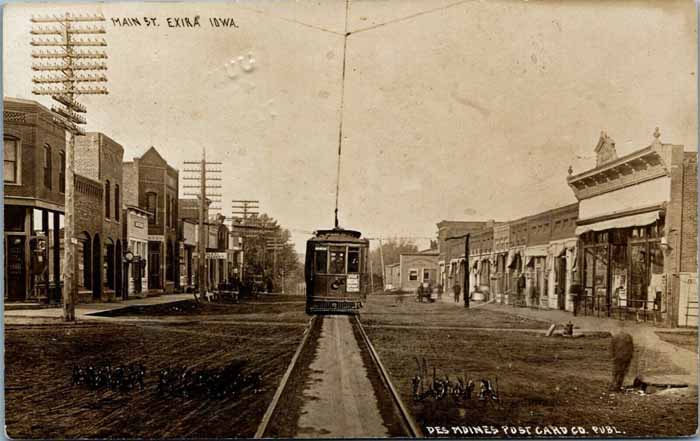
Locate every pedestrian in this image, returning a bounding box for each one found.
[416,283,424,303]
[437,284,443,301]
[453,283,461,304]
[517,273,526,306]
[570,283,582,316]
[426,283,435,303]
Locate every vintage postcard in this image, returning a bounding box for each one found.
[2,0,698,439]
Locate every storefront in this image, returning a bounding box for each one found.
[577,216,665,320]
[4,205,64,302]
[524,245,548,308]
[546,238,578,311]
[567,129,694,325]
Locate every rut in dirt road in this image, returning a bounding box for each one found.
[295,315,389,438]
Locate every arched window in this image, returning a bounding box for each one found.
[43,144,52,189]
[104,180,111,218]
[171,197,176,229]
[165,197,171,227]
[146,192,157,225]
[58,151,65,193]
[114,184,120,221]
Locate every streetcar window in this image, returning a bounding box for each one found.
[329,247,346,274]
[314,248,328,273]
[348,248,360,273]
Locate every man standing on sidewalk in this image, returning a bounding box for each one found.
[570,283,582,316]
[453,283,461,304]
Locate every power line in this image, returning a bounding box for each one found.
[182,148,222,301]
[31,11,108,322]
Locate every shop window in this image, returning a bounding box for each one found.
[59,151,65,193]
[43,144,52,189]
[4,137,20,184]
[166,241,174,281]
[348,248,360,273]
[104,180,111,219]
[4,206,25,231]
[409,270,418,281]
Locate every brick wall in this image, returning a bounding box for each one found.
[74,174,103,237]
[4,99,66,209]
[98,133,124,244]
[680,152,698,273]
[122,161,139,207]
[74,133,101,181]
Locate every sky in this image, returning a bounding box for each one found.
[3,0,697,252]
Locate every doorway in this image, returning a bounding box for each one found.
[148,242,161,290]
[6,236,26,301]
[92,234,102,300]
[557,255,567,310]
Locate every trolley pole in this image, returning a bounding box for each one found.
[30,11,109,322]
[464,234,470,308]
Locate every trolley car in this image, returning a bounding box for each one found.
[305,228,369,314]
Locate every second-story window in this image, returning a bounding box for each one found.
[59,151,65,193]
[4,137,19,184]
[146,192,157,225]
[43,144,52,190]
[114,184,120,221]
[166,197,171,227]
[105,180,111,218]
[171,197,177,229]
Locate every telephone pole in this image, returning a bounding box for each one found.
[31,11,108,322]
[378,238,386,291]
[231,200,259,283]
[266,236,284,293]
[183,149,222,302]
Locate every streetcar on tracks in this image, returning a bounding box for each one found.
[305,228,369,314]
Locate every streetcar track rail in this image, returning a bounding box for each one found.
[354,315,423,438]
[254,315,318,438]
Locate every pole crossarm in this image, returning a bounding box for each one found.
[31,10,108,321]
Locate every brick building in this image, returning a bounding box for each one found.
[436,220,492,301]
[74,132,124,302]
[123,147,180,293]
[3,98,66,303]
[468,227,495,297]
[567,129,697,326]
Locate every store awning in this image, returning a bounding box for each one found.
[524,245,548,257]
[575,210,661,235]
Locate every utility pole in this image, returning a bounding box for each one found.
[31,11,108,322]
[183,149,222,302]
[369,243,375,294]
[378,238,386,292]
[464,234,470,308]
[266,236,283,293]
[232,200,259,283]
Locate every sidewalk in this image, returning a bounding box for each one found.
[436,295,698,386]
[4,293,195,325]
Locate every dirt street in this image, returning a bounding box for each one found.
[296,315,389,438]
